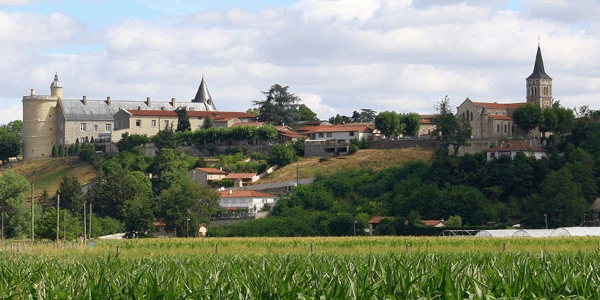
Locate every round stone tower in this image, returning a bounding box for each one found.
[22,73,61,160]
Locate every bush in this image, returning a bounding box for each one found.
[319,157,330,163]
[268,145,297,166]
[348,144,359,154]
[212,179,234,188]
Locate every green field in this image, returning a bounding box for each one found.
[2,236,600,299]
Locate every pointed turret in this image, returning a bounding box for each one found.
[192,75,217,111]
[527,45,552,80]
[50,72,63,98]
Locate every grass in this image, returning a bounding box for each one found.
[2,236,600,299]
[258,148,435,184]
[0,157,97,198]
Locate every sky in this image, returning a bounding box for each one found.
[2,0,600,125]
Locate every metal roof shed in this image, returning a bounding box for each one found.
[549,227,600,237]
[475,229,519,237]
[512,229,554,237]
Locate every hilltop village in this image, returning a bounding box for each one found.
[2,44,600,239]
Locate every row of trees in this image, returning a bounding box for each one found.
[0,120,22,163]
[374,111,422,138]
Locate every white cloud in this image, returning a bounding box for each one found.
[0,103,22,125]
[298,93,337,119]
[0,0,36,5]
[292,0,381,24]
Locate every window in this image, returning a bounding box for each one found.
[80,123,86,131]
[318,133,324,138]
[93,125,98,132]
[136,119,141,127]
[105,124,111,131]
[327,132,333,137]
[504,124,507,133]
[151,120,157,127]
[164,120,169,128]
[349,132,355,136]
[497,124,500,133]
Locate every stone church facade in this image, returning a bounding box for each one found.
[456,45,553,140]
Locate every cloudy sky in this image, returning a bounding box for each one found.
[1,0,600,125]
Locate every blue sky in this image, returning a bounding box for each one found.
[1,0,600,125]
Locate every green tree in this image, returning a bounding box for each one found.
[374,111,400,138]
[156,178,219,236]
[202,116,214,129]
[400,112,422,137]
[0,123,21,162]
[253,84,301,125]
[268,145,297,166]
[0,171,30,239]
[175,107,191,132]
[36,208,81,241]
[51,145,57,158]
[445,215,463,227]
[152,126,181,150]
[117,132,150,152]
[512,103,543,135]
[56,175,82,214]
[298,104,318,121]
[329,114,352,125]
[432,97,471,155]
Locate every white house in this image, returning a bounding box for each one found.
[219,190,278,214]
[486,140,548,160]
[298,124,376,143]
[188,168,227,185]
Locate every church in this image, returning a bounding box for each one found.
[21,74,254,160]
[456,45,553,140]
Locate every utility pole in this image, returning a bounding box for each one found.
[544,213,548,229]
[89,202,92,240]
[31,182,34,243]
[56,194,60,242]
[83,201,87,245]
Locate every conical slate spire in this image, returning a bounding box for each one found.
[527,45,552,80]
[50,72,62,88]
[192,75,217,111]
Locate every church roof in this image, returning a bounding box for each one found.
[527,45,552,80]
[192,75,217,111]
[488,115,513,120]
[59,99,207,121]
[473,102,524,109]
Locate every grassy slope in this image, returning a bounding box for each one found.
[258,148,435,184]
[0,157,97,198]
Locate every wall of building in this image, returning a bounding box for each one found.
[22,95,58,160]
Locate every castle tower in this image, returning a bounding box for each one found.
[22,74,60,160]
[526,45,552,109]
[192,75,217,111]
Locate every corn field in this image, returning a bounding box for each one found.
[1,237,600,299]
[1,251,600,299]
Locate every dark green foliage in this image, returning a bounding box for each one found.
[253,84,302,125]
[202,116,213,129]
[433,96,472,155]
[175,107,191,132]
[399,112,421,137]
[0,121,23,162]
[374,111,399,137]
[152,126,181,150]
[512,103,543,134]
[117,132,150,152]
[298,104,318,121]
[51,145,57,157]
[56,175,82,214]
[268,145,297,166]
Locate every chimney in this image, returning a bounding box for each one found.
[170,97,176,107]
[82,95,87,105]
[146,97,151,107]
[138,106,142,110]
[106,96,111,106]
[161,106,165,110]
[30,88,35,96]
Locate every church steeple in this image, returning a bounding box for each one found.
[192,74,217,111]
[526,45,552,108]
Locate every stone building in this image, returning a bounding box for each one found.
[456,45,553,140]
[22,75,224,160]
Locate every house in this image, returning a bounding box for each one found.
[188,167,227,185]
[224,173,259,187]
[421,220,445,227]
[277,126,307,143]
[219,190,278,215]
[486,140,548,160]
[418,114,437,137]
[367,216,393,236]
[153,220,176,238]
[298,124,376,143]
[198,223,208,237]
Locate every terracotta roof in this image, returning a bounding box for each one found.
[195,167,227,174]
[279,130,307,139]
[421,220,444,226]
[473,102,525,109]
[488,115,513,120]
[298,124,372,134]
[487,140,547,152]
[126,109,256,119]
[224,173,256,180]
[220,190,276,198]
[368,216,392,224]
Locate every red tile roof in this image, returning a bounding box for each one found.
[278,130,307,139]
[487,140,547,152]
[195,167,226,174]
[127,109,256,119]
[421,220,444,226]
[224,173,256,180]
[298,124,372,134]
[368,216,392,224]
[220,190,276,198]
[488,115,513,120]
[230,122,265,127]
[473,102,525,109]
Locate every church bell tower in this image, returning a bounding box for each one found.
[526,45,552,109]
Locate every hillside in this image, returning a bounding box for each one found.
[258,148,435,184]
[0,157,97,198]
